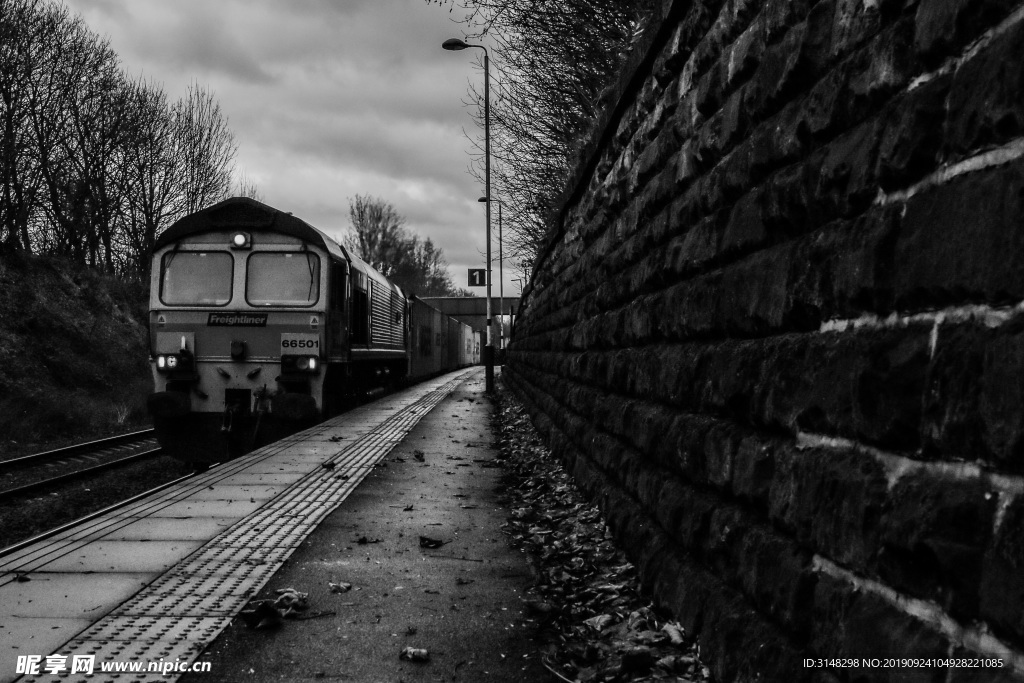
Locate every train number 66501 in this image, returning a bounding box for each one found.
[281,335,319,350]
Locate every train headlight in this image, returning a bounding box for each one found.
[230,232,251,249]
[281,355,320,374]
[156,354,178,371]
[156,353,193,373]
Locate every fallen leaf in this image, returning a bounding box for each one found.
[662,622,686,645]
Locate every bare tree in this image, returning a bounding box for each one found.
[67,57,134,272]
[119,78,180,278]
[427,0,656,264]
[0,0,46,252]
[344,194,408,278]
[233,170,262,202]
[174,83,236,216]
[28,5,124,267]
[0,1,244,279]
[344,194,467,297]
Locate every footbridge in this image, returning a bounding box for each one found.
[418,296,520,339]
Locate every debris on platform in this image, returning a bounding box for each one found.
[413,449,426,462]
[496,390,711,682]
[321,461,336,470]
[238,588,311,629]
[273,588,309,615]
[329,581,352,593]
[399,646,430,662]
[238,601,284,629]
[418,535,445,549]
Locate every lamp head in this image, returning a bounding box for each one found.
[442,38,470,51]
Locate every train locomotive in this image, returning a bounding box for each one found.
[147,197,480,464]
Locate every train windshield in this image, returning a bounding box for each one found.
[160,251,233,306]
[246,252,320,306]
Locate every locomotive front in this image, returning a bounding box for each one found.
[147,198,339,465]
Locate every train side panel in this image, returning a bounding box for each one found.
[408,297,435,379]
[407,296,476,380]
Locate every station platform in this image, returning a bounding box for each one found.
[0,367,547,682]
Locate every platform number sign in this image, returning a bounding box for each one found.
[468,269,486,287]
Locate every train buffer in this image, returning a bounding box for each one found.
[0,366,549,682]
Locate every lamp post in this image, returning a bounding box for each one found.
[498,201,503,353]
[479,196,503,355]
[444,37,494,393]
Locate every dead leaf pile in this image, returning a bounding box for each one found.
[495,392,711,683]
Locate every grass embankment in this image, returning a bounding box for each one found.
[0,251,152,458]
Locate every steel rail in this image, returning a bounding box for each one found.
[0,447,165,502]
[0,428,157,472]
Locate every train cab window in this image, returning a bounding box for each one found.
[246,252,320,306]
[160,251,233,306]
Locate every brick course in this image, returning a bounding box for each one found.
[507,0,1024,679]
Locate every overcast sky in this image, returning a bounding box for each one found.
[62,0,522,298]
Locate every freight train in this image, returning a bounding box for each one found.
[146,197,479,465]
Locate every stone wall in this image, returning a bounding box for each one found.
[504,0,1024,680]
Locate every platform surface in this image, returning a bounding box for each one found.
[178,368,551,682]
[0,368,479,683]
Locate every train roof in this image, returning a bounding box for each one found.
[154,197,403,298]
[154,197,347,259]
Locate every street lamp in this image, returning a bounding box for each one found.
[479,196,503,354]
[444,37,494,393]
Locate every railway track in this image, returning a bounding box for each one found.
[0,429,165,502]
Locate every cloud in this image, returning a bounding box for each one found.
[61,0,518,292]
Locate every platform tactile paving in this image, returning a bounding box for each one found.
[11,369,473,682]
